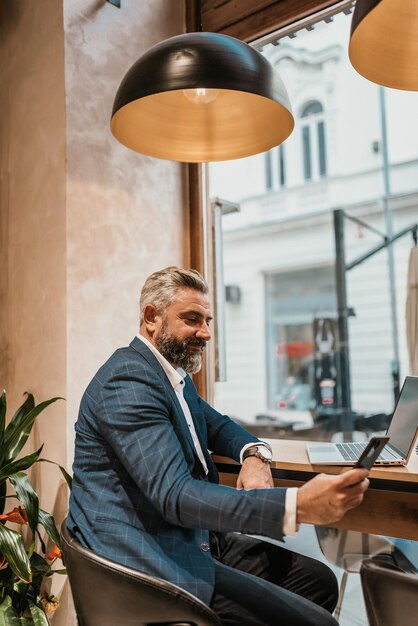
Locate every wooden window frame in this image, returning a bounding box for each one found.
[187,1,342,42]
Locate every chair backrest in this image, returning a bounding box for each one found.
[60,522,222,626]
[315,527,395,571]
[360,558,418,626]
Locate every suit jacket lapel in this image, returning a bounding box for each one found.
[184,377,219,483]
[130,338,217,480]
[183,380,206,441]
[129,337,201,465]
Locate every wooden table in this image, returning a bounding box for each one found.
[213,438,418,540]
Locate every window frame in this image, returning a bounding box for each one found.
[301,101,327,181]
[185,0,350,398]
[265,144,286,191]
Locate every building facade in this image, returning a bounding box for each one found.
[209,14,418,427]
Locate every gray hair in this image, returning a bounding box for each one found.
[139,266,209,324]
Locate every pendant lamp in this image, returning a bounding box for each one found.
[349,0,418,91]
[110,32,294,162]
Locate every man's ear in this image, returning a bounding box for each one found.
[143,304,159,335]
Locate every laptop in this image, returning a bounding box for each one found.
[307,375,418,465]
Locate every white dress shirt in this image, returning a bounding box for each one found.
[137,334,297,535]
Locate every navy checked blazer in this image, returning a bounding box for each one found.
[68,336,287,605]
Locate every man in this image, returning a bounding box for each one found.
[68,267,369,626]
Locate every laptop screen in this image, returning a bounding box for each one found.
[387,376,418,456]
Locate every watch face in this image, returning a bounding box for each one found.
[257,446,272,461]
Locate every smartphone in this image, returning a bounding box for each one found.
[354,436,390,469]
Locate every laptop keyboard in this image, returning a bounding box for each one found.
[336,442,398,461]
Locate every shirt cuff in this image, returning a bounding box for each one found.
[283,488,300,536]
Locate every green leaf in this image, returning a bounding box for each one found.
[0,394,34,467]
[58,465,72,490]
[37,459,72,490]
[28,602,50,626]
[29,552,49,576]
[4,397,62,462]
[29,552,50,595]
[9,473,39,533]
[35,529,46,555]
[0,447,44,483]
[0,524,32,583]
[27,537,36,559]
[10,393,35,430]
[0,481,6,516]
[0,562,14,589]
[0,390,6,447]
[37,510,60,549]
[0,596,20,626]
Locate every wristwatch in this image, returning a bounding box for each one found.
[242,444,272,464]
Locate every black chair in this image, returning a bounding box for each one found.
[360,558,418,626]
[315,527,416,619]
[60,522,222,626]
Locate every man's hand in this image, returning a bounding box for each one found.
[237,457,274,489]
[296,468,370,525]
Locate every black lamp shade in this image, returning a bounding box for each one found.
[349,0,418,91]
[111,32,294,162]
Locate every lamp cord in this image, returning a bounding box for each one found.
[197,0,203,32]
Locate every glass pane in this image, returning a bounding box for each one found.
[266,267,336,419]
[318,120,327,177]
[208,8,418,442]
[279,144,286,187]
[302,126,312,180]
[301,101,323,117]
[265,150,273,189]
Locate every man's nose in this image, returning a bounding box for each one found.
[197,323,211,341]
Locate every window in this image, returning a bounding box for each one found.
[266,267,336,413]
[265,151,273,190]
[301,101,327,180]
[279,144,286,187]
[265,145,286,191]
[208,8,418,441]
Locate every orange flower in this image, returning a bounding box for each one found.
[46,545,62,561]
[0,507,28,525]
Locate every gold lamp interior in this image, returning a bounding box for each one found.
[111,88,294,163]
[349,0,418,91]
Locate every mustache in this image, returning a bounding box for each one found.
[185,338,206,348]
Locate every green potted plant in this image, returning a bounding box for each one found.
[0,391,72,625]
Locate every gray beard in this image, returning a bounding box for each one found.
[155,326,205,374]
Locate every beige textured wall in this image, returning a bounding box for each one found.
[1,1,186,623]
[0,0,67,508]
[64,0,187,460]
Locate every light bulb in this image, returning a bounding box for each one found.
[182,88,219,104]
